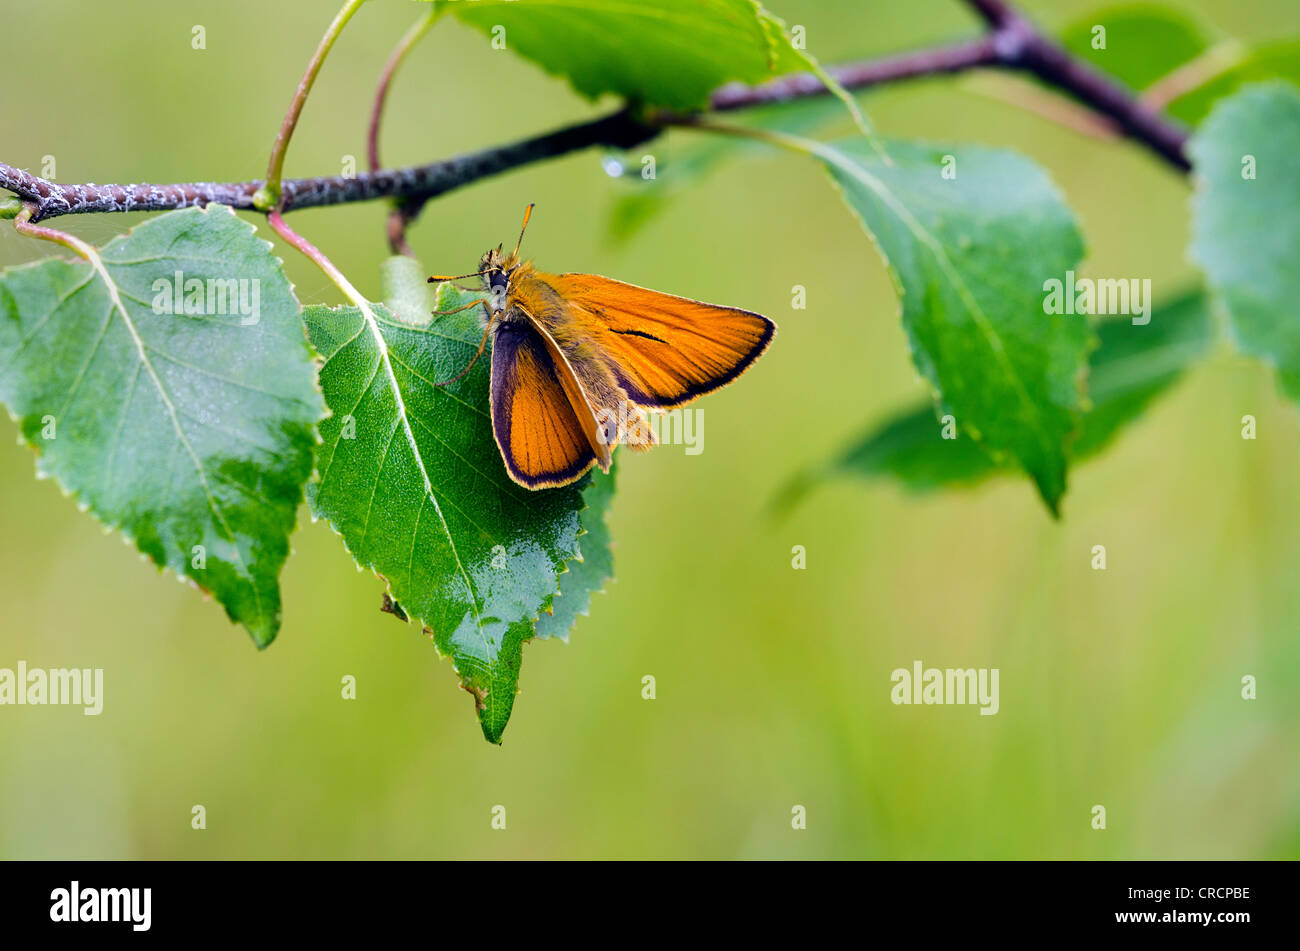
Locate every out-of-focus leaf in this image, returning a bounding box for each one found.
[777,291,1214,509]
[1168,41,1300,125]
[1190,82,1300,401]
[1060,3,1212,91]
[1073,293,1214,457]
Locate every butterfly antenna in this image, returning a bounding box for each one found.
[512,203,535,258]
[434,318,494,387]
[428,270,489,283]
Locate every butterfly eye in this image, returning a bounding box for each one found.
[488,269,509,292]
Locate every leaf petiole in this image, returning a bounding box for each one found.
[261,0,370,211]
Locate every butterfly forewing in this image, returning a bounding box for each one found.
[540,273,776,409]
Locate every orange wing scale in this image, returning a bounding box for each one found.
[540,273,776,409]
[489,321,598,489]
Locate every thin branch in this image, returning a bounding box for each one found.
[1,0,1194,225]
[709,34,999,110]
[962,73,1120,142]
[0,108,657,223]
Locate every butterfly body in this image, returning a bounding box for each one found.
[435,207,776,490]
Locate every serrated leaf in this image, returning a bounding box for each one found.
[1061,3,1212,92]
[535,464,616,641]
[0,205,323,646]
[815,137,1090,513]
[1189,82,1300,401]
[778,291,1214,507]
[437,0,840,112]
[302,282,586,743]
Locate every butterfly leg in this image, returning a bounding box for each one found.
[434,315,497,387]
[429,297,490,318]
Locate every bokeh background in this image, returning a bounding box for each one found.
[1,0,1297,859]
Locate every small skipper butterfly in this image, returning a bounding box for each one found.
[428,205,776,489]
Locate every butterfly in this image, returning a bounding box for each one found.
[428,205,776,489]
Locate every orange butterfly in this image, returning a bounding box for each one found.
[429,205,776,489]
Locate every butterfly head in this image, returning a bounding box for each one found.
[479,245,517,313]
[481,202,535,309]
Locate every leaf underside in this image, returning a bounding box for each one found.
[443,0,817,110]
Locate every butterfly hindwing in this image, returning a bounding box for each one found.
[490,320,598,489]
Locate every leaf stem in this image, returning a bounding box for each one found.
[368,6,441,257]
[258,0,370,211]
[1139,39,1249,111]
[13,203,100,260]
[266,210,370,314]
[668,115,827,162]
[368,6,440,173]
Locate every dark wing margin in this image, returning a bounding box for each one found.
[490,321,598,489]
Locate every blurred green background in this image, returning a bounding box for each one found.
[1,0,1298,859]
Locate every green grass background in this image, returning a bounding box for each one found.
[1,0,1297,859]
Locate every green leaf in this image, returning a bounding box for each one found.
[302,281,587,743]
[778,291,1214,507]
[792,409,999,500]
[1168,41,1300,126]
[437,0,837,111]
[1060,3,1212,91]
[535,464,616,641]
[1189,82,1300,401]
[0,205,324,646]
[379,253,435,324]
[1071,293,1214,457]
[815,137,1090,513]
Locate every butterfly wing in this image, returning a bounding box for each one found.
[490,320,599,489]
[510,302,614,472]
[543,273,776,409]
